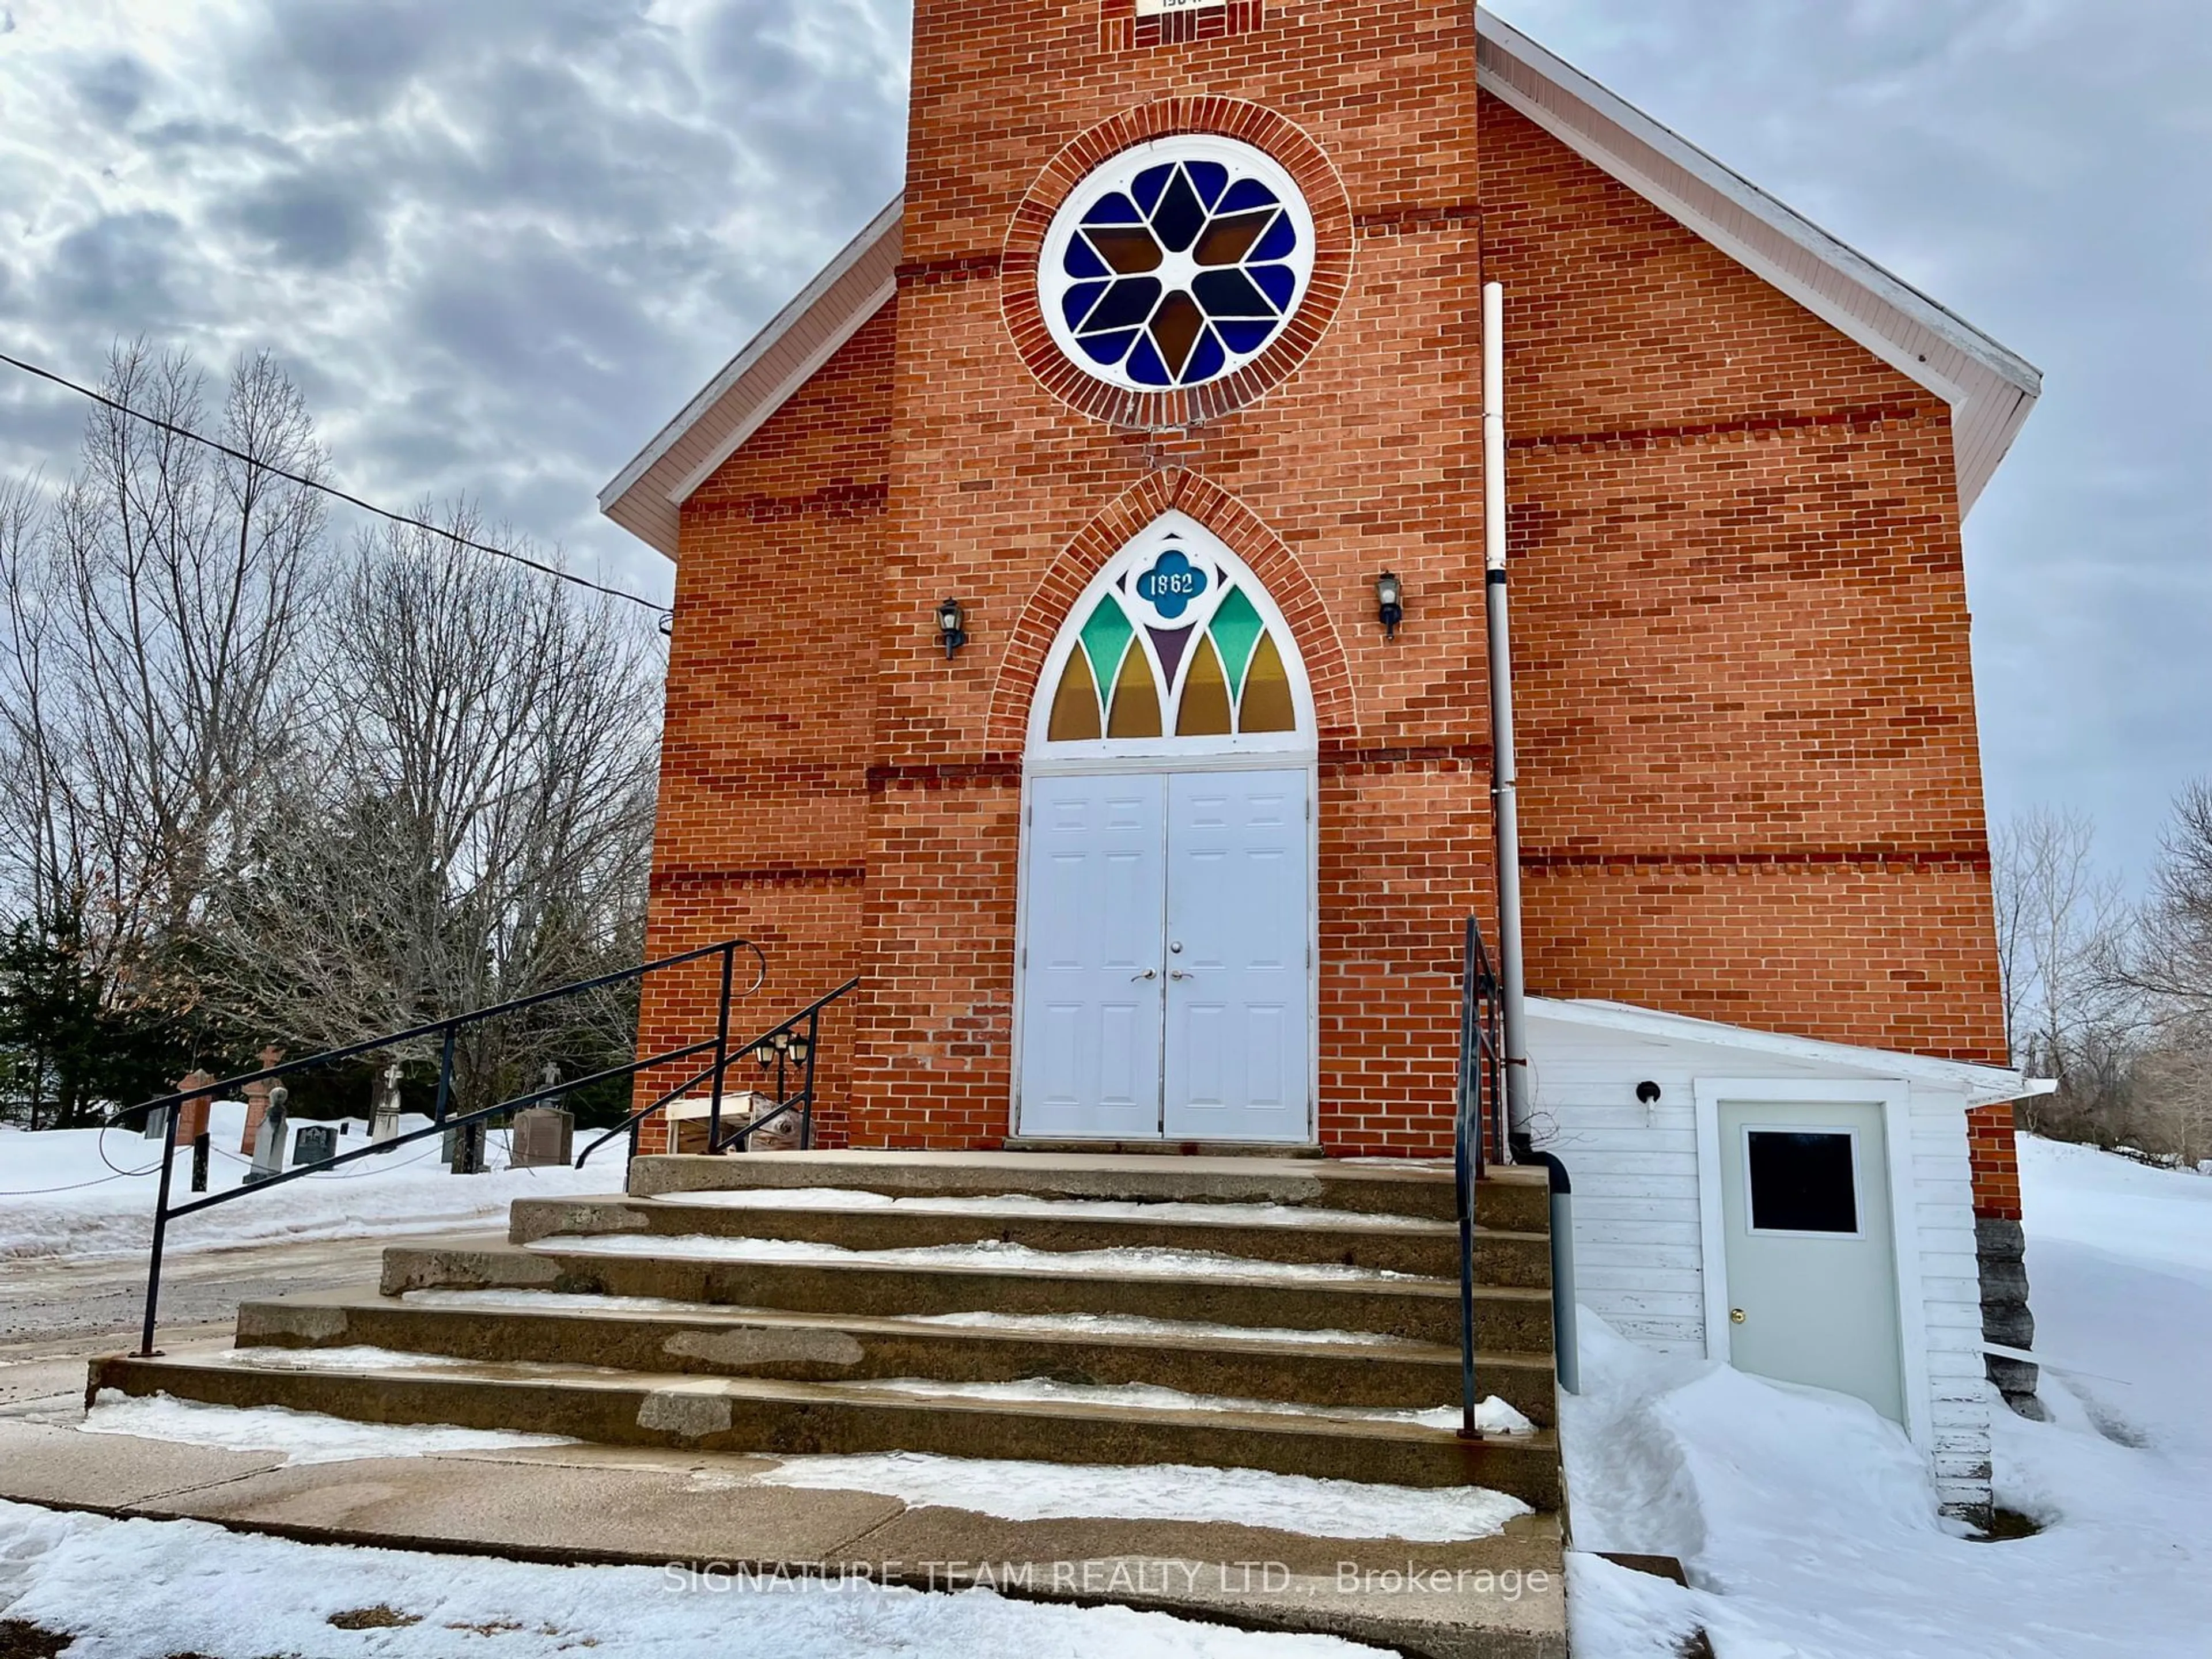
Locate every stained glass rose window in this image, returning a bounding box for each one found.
[1039,135,1316,394]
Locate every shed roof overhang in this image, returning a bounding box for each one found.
[1527,995,2051,1108]
[600,16,2042,560]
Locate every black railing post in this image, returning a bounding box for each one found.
[800,1007,821,1148]
[139,1097,183,1356]
[1456,915,1482,1440]
[433,1025,456,1124]
[708,943,736,1152]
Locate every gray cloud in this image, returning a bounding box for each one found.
[229,168,384,270]
[39,211,193,330]
[69,52,153,127]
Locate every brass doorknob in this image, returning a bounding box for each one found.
[1730,1308,1747,1324]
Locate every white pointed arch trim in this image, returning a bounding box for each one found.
[1025,511,1316,766]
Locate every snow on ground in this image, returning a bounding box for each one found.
[0,1499,1384,1659]
[78,1391,578,1464]
[731,1451,1531,1541]
[0,1102,627,1260]
[537,1231,1436,1281]
[1559,1132,2212,1658]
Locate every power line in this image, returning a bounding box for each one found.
[0,348,672,620]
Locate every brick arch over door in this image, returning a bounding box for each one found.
[985,469,1358,755]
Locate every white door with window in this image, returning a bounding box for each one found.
[1717,1099,1906,1423]
[1016,513,1316,1144]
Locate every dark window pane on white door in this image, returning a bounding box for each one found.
[1747,1130,1859,1233]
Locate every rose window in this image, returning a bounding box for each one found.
[1039,135,1317,395]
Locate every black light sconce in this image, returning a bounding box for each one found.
[936,597,968,659]
[1374,571,1404,639]
[1635,1081,1662,1105]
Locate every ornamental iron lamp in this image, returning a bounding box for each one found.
[936,597,968,658]
[1374,571,1404,639]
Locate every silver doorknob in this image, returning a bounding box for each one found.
[1730,1308,1746,1325]
[1169,970,1192,980]
[1132,968,1158,981]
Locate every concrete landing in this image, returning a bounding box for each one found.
[0,1418,1567,1659]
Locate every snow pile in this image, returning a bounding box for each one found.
[1559,1133,2212,1657]
[538,1230,1435,1282]
[0,1499,1382,1658]
[736,1452,1530,1542]
[78,1391,577,1464]
[0,1103,627,1260]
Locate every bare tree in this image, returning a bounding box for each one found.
[0,345,326,983]
[197,509,661,1111]
[1990,806,2133,1086]
[0,348,327,1122]
[2120,781,2212,1021]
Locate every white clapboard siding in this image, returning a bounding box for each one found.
[1527,1002,2003,1516]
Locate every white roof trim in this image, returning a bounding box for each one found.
[598,196,902,556]
[667,275,897,504]
[1528,994,2050,1107]
[600,18,2044,555]
[1476,13,2040,510]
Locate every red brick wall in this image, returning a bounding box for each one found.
[859,0,1488,1154]
[633,305,897,1152]
[640,9,2016,1196]
[1967,1103,2023,1221]
[1480,96,2009,1073]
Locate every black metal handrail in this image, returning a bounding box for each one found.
[576,978,861,1166]
[132,937,777,1357]
[1454,914,1504,1439]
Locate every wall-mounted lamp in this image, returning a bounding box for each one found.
[1635,1081,1662,1106]
[1374,571,1404,639]
[936,597,968,659]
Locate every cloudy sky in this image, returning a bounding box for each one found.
[0,0,2203,883]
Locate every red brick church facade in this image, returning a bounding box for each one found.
[604,4,2036,1221]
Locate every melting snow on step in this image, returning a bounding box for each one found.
[532,1232,1442,1281]
[78,1390,578,1464]
[724,1452,1531,1541]
[403,1287,721,1315]
[204,1344,482,1372]
[852,1375,1537,1435]
[901,1309,1429,1347]
[658,1187,1440,1230]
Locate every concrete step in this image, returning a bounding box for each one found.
[234,1286,1559,1426]
[627,1150,1552,1232]
[508,1192,1552,1286]
[89,1350,1562,1507]
[378,1240,1557,1354]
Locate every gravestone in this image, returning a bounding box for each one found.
[370,1063,402,1145]
[510,1107,573,1168]
[293,1124,337,1165]
[245,1084,289,1184]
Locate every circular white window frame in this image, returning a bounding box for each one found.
[1038,134,1319,397]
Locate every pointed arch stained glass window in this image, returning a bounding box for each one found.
[1044,575,1302,743]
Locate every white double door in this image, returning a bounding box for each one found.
[1017,768,1312,1142]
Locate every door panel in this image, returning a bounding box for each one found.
[1016,775,1166,1138]
[1162,770,1310,1141]
[1717,1099,1906,1424]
